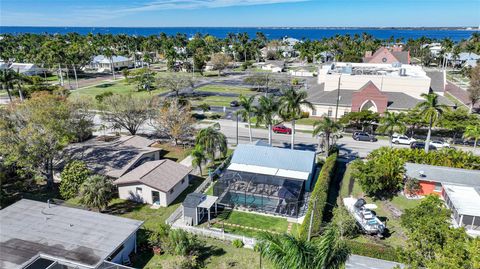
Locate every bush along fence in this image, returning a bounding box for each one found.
[299,153,338,239]
[346,240,400,263]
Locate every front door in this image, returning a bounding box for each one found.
[152,191,160,205]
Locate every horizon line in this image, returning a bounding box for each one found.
[2,25,479,29]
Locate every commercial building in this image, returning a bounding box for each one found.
[0,199,143,269]
[363,46,410,64]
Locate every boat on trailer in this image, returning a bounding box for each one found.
[343,197,385,236]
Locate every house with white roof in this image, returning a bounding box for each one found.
[213,144,316,218]
[9,63,45,76]
[87,55,133,72]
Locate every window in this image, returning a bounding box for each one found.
[434,182,442,192]
[136,187,142,195]
[343,110,349,116]
[327,107,333,117]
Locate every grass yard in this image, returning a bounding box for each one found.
[196,85,255,95]
[296,117,318,126]
[69,79,167,99]
[152,143,193,162]
[191,95,237,107]
[213,210,289,236]
[339,165,420,247]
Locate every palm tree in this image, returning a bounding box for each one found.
[258,227,350,269]
[79,175,113,212]
[279,88,313,150]
[256,95,278,145]
[0,69,17,102]
[191,145,207,176]
[312,116,342,155]
[417,93,449,153]
[377,111,407,147]
[195,126,227,160]
[463,125,480,152]
[238,95,256,142]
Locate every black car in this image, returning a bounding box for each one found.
[230,100,239,107]
[410,142,437,150]
[352,132,377,142]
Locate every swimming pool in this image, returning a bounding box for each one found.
[228,192,279,208]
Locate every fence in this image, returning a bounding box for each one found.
[194,155,232,194]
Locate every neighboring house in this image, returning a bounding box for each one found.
[261,61,285,73]
[363,46,410,64]
[213,144,316,218]
[9,63,44,75]
[0,61,8,70]
[404,163,480,235]
[445,52,480,68]
[61,135,161,179]
[114,159,192,207]
[422,43,443,57]
[346,255,404,269]
[289,68,315,77]
[87,55,133,72]
[0,199,143,269]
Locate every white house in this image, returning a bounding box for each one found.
[261,61,285,73]
[9,63,44,76]
[289,68,315,77]
[114,159,192,207]
[88,55,133,72]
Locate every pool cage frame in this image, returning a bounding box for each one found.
[213,170,306,218]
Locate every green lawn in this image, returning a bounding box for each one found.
[152,143,192,162]
[217,210,289,234]
[196,85,255,95]
[69,80,167,98]
[191,95,237,107]
[296,117,318,126]
[339,165,420,247]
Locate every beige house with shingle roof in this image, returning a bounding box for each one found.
[114,159,192,207]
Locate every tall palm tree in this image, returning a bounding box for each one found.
[463,125,480,152]
[191,145,207,176]
[258,227,350,269]
[195,126,227,160]
[378,111,407,147]
[238,95,256,142]
[312,116,342,155]
[79,175,113,212]
[279,88,313,150]
[256,95,278,145]
[417,93,449,153]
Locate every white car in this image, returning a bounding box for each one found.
[430,140,450,148]
[391,135,416,145]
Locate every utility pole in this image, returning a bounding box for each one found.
[307,199,317,241]
[236,112,239,145]
[334,74,341,121]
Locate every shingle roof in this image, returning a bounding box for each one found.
[114,159,192,192]
[391,51,409,64]
[230,144,315,173]
[405,162,480,186]
[426,71,445,93]
[183,192,206,208]
[62,136,160,178]
[0,199,143,269]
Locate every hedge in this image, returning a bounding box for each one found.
[299,153,337,238]
[346,240,400,262]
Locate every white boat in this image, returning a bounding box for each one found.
[343,197,385,236]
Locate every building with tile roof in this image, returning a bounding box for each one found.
[363,46,410,64]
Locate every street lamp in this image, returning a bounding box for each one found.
[334,74,342,121]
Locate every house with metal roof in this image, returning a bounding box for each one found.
[0,199,143,269]
[443,185,480,236]
[60,135,161,179]
[213,144,316,218]
[114,159,192,207]
[87,55,133,72]
[9,63,45,76]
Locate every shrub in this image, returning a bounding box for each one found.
[232,239,244,248]
[167,229,203,256]
[59,161,90,200]
[346,240,400,262]
[148,224,171,248]
[299,153,337,238]
[79,175,113,211]
[95,91,113,103]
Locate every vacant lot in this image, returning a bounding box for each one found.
[69,79,167,98]
[196,85,255,95]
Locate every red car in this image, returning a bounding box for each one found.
[273,125,292,134]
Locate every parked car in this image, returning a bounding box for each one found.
[391,135,416,145]
[273,125,292,134]
[410,142,437,150]
[230,100,239,107]
[430,140,450,149]
[352,132,377,142]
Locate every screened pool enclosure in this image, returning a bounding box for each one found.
[213,170,306,217]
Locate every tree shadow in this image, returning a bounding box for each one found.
[106,199,144,215]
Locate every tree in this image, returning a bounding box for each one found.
[157,73,194,97]
[312,116,342,155]
[258,226,350,269]
[69,97,95,142]
[59,160,90,199]
[331,206,357,239]
[279,88,313,150]
[417,93,449,153]
[377,111,406,147]
[195,126,227,160]
[464,124,480,152]
[210,53,231,76]
[153,99,195,145]
[237,95,256,142]
[338,110,380,132]
[0,69,18,102]
[256,95,278,145]
[352,147,405,200]
[101,94,153,135]
[191,145,207,176]
[0,93,75,187]
[468,65,480,113]
[79,175,113,211]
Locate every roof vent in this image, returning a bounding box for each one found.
[418,170,426,177]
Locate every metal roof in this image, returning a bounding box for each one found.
[443,184,480,216]
[347,255,404,269]
[230,144,315,174]
[0,199,143,269]
[405,162,480,186]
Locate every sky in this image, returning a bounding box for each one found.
[1,0,479,27]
